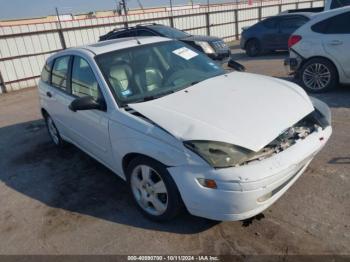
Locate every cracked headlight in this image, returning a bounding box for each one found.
[195,41,215,54]
[184,140,253,168]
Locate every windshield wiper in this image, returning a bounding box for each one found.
[189,81,200,86]
[137,90,176,103]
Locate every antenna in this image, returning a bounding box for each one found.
[134,33,141,45]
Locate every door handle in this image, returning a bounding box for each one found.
[46,91,52,98]
[329,40,343,45]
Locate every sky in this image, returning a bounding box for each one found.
[0,0,228,20]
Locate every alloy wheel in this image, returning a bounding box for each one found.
[130,165,168,216]
[302,63,331,91]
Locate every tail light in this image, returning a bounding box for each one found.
[288,35,302,49]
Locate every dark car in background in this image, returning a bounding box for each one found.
[240,13,313,56]
[100,23,231,61]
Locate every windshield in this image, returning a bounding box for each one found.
[95,41,225,106]
[149,25,190,38]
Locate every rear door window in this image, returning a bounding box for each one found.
[330,0,350,9]
[262,18,278,29]
[51,56,71,91]
[279,16,309,32]
[312,12,350,34]
[113,30,134,38]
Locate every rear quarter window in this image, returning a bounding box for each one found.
[40,61,53,84]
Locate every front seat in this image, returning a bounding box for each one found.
[108,61,135,97]
[133,50,163,92]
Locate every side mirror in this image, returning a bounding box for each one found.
[69,96,106,112]
[227,58,246,72]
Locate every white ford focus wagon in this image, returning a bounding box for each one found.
[38,37,332,221]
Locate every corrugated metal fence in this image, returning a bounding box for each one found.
[0,0,323,93]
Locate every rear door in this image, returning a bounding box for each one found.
[48,55,73,138]
[277,16,309,49]
[259,17,280,50]
[313,11,350,79]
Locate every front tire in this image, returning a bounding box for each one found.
[126,156,183,221]
[299,58,338,93]
[245,39,261,57]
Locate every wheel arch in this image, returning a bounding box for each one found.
[122,153,169,178]
[244,37,259,49]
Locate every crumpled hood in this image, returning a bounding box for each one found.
[129,72,314,152]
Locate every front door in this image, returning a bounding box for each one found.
[66,56,113,167]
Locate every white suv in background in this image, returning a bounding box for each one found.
[285,7,350,92]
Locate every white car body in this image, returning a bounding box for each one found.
[287,7,350,85]
[38,37,332,221]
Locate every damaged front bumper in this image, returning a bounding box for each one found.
[168,121,332,221]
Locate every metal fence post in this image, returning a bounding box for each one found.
[205,12,210,36]
[258,0,262,21]
[206,0,210,36]
[205,0,210,35]
[0,69,7,93]
[311,0,314,7]
[169,17,174,28]
[122,0,129,28]
[169,0,174,27]
[234,9,239,40]
[55,7,67,49]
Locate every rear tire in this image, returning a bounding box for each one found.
[44,114,65,147]
[299,58,338,93]
[245,39,261,57]
[126,156,183,222]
